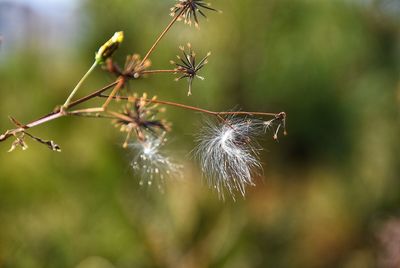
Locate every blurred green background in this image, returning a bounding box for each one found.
[0,0,399,267]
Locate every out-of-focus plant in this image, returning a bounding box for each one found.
[0,0,286,199]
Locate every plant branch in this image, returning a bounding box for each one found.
[0,80,121,143]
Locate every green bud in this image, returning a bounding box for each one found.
[95,31,124,64]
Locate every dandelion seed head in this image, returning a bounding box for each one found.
[194,117,263,200]
[130,133,182,188]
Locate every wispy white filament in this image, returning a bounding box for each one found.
[195,118,263,199]
[130,134,181,188]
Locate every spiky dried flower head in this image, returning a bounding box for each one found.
[95,31,124,64]
[194,117,263,200]
[123,54,151,79]
[114,93,170,148]
[170,0,219,27]
[130,132,182,189]
[171,43,210,96]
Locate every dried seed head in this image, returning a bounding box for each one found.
[123,54,151,79]
[170,0,219,28]
[171,43,210,96]
[114,93,170,148]
[102,54,151,80]
[194,117,263,200]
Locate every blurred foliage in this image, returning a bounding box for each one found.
[0,0,399,267]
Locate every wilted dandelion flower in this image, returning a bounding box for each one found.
[130,133,182,188]
[195,117,263,199]
[171,43,210,96]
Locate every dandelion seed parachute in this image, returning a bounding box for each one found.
[194,117,263,199]
[130,133,182,189]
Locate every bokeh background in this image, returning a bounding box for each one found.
[0,0,399,267]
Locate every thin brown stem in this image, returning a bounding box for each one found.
[98,94,282,118]
[216,111,279,117]
[106,110,134,123]
[139,7,187,67]
[68,113,116,119]
[102,78,125,110]
[141,69,179,75]
[71,108,135,123]
[68,107,105,114]
[26,113,64,128]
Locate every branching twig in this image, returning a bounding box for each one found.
[0,1,286,198]
[0,1,285,152]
